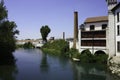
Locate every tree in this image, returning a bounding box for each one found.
[0,0,7,21]
[40,25,51,42]
[23,42,34,49]
[0,0,19,55]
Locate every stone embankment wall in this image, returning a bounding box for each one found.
[108,56,120,77]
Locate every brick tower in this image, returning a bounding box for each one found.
[73,11,78,49]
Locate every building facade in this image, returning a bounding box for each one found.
[78,16,108,54]
[106,0,120,56]
[113,3,120,56]
[68,0,120,56]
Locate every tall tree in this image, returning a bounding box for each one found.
[0,0,19,54]
[0,0,7,21]
[40,25,51,42]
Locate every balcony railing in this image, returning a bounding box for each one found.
[81,30,106,38]
[81,40,106,47]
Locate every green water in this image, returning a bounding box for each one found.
[0,49,117,80]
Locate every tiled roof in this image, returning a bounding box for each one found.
[84,16,108,23]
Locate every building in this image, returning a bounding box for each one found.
[70,0,120,56]
[78,16,108,54]
[16,39,44,48]
[106,0,120,56]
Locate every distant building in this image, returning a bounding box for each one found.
[66,38,74,49]
[16,39,44,48]
[49,37,55,41]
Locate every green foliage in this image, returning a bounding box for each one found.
[23,42,35,49]
[0,0,7,21]
[80,49,94,63]
[40,25,51,42]
[0,0,18,64]
[0,0,19,53]
[80,49,108,64]
[42,48,61,56]
[43,41,108,64]
[94,53,108,64]
[42,39,69,56]
[16,44,24,48]
[67,48,80,59]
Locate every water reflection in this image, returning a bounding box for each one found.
[1,49,119,80]
[58,56,69,68]
[72,62,107,80]
[0,65,18,80]
[0,53,15,65]
[40,53,49,72]
[0,53,18,80]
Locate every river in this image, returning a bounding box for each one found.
[0,49,118,80]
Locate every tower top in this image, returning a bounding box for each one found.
[106,0,117,5]
[106,0,118,11]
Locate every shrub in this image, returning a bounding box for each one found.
[80,49,108,64]
[42,39,69,56]
[80,49,94,63]
[16,44,24,48]
[94,53,108,64]
[67,48,80,59]
[23,42,35,49]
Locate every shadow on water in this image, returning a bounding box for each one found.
[40,53,49,72]
[0,52,18,80]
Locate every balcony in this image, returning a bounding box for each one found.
[81,30,106,38]
[81,40,106,47]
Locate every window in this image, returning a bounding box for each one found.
[117,25,120,35]
[102,24,107,30]
[90,25,95,30]
[117,42,120,52]
[117,12,119,22]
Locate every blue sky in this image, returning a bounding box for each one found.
[4,0,108,40]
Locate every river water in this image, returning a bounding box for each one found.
[0,49,118,80]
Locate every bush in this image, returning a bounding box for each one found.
[23,42,35,49]
[80,49,94,63]
[42,39,69,56]
[42,48,61,56]
[80,49,108,64]
[16,44,24,48]
[94,53,108,64]
[67,48,80,59]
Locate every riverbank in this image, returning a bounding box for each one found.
[42,39,69,56]
[108,56,120,78]
[41,39,108,64]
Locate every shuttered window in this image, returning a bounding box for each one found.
[117,25,120,35]
[117,41,120,52]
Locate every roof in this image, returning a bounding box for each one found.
[84,16,108,24]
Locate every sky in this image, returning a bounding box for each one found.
[4,0,108,40]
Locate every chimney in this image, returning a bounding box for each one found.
[73,11,78,49]
[63,32,65,40]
